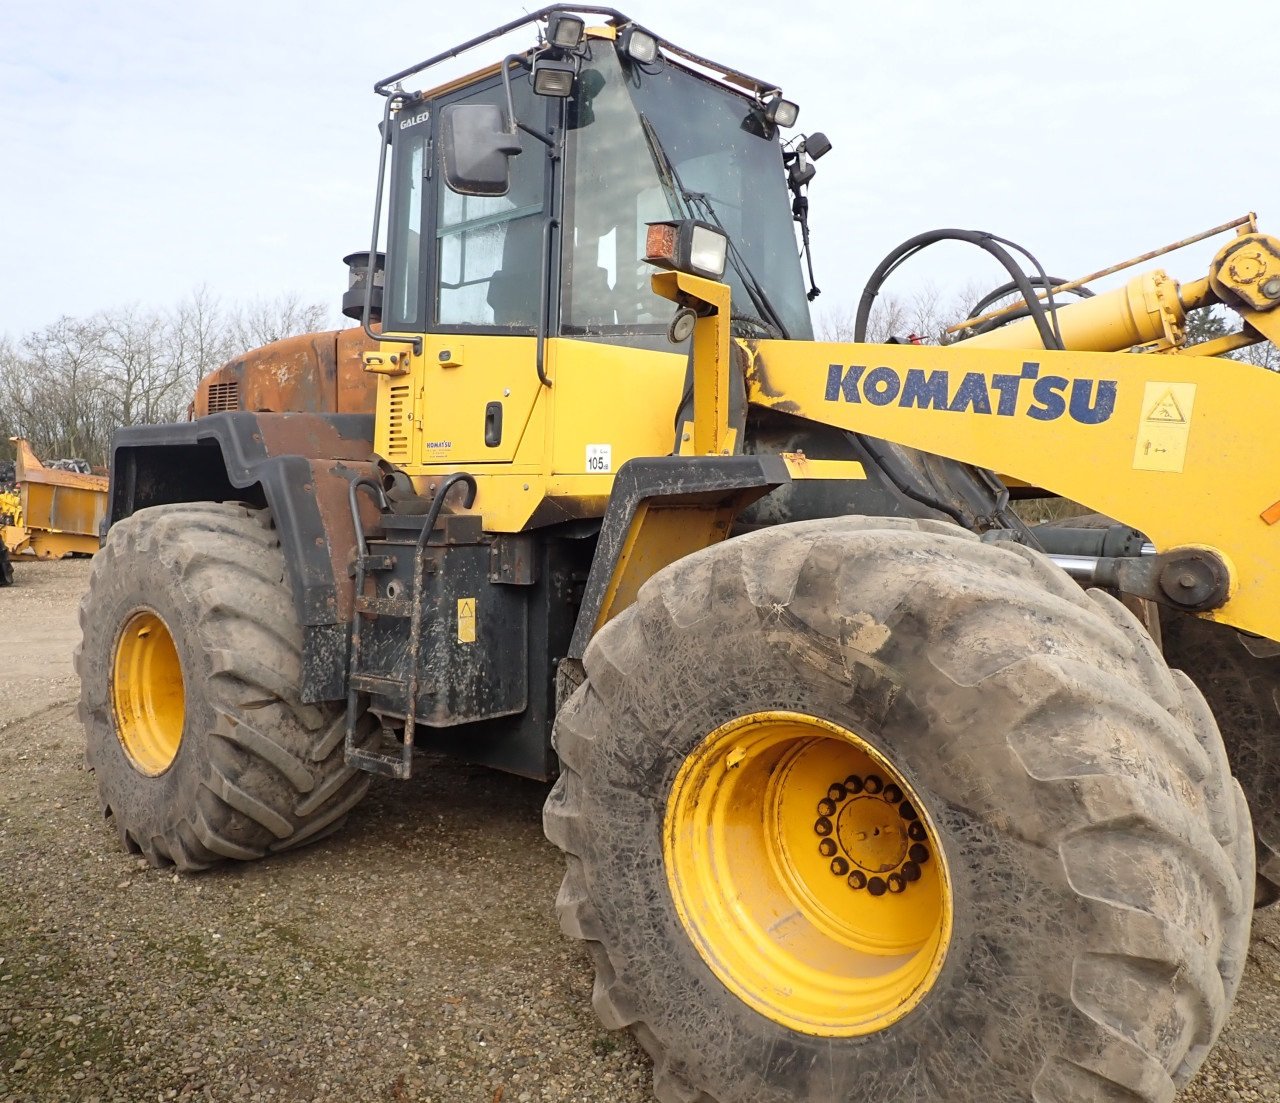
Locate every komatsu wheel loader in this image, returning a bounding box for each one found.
[77,7,1280,1101]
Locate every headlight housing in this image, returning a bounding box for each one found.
[645,220,729,281]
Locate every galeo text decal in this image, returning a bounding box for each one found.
[824,362,1117,424]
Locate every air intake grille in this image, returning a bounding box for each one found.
[385,384,411,460]
[207,381,241,413]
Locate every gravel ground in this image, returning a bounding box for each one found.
[1,558,1278,1103]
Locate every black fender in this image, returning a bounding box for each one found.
[108,412,380,702]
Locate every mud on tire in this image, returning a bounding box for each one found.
[76,502,372,870]
[544,516,1252,1103]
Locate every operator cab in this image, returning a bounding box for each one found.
[374,8,819,348]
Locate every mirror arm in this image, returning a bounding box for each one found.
[518,120,555,148]
[500,54,554,146]
[500,54,522,134]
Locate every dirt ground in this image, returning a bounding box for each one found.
[1,558,1278,1103]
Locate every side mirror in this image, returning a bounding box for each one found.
[805,132,832,160]
[440,104,522,197]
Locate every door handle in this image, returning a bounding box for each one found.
[484,401,503,447]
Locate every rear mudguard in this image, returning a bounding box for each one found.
[108,412,381,702]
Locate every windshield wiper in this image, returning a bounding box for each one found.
[638,113,791,341]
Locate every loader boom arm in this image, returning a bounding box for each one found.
[653,268,1280,642]
[744,338,1278,638]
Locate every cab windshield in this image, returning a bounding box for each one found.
[561,44,812,340]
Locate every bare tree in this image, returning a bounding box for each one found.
[818,281,988,345]
[0,290,331,466]
[225,293,331,352]
[170,285,237,399]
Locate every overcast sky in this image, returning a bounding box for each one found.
[2,0,1277,338]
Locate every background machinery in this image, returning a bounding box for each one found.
[0,439,109,586]
[77,8,1280,1102]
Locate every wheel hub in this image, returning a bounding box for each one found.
[111,609,186,776]
[664,710,952,1038]
[816,775,931,896]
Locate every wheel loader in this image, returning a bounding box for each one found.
[77,7,1280,1101]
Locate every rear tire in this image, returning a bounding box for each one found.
[545,516,1251,1103]
[0,536,12,586]
[76,502,371,870]
[1160,610,1280,907]
[1037,510,1280,908]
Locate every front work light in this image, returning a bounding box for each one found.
[645,220,729,281]
[533,56,576,97]
[620,26,659,63]
[765,95,800,128]
[547,12,586,48]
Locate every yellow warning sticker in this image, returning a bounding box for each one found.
[457,598,476,644]
[1133,382,1196,473]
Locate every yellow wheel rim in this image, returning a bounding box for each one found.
[663,710,952,1037]
[111,610,186,776]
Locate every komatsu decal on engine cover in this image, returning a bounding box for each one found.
[824,361,1119,424]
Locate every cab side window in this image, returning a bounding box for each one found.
[437,76,546,330]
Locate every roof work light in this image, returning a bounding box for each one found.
[620,26,659,63]
[533,56,576,97]
[764,94,799,128]
[546,12,585,48]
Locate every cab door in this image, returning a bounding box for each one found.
[415,70,554,466]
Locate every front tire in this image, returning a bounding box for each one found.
[545,517,1251,1103]
[76,502,371,870]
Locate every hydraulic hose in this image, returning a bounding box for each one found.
[854,230,1064,350]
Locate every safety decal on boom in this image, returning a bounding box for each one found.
[1133,382,1196,473]
[823,362,1117,425]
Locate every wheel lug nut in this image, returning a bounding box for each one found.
[901,860,921,883]
[827,783,847,802]
[847,870,867,890]
[818,838,837,857]
[814,817,833,837]
[898,801,917,822]
[908,842,930,864]
[864,774,883,795]
[886,873,905,894]
[844,775,864,795]
[883,783,903,804]
[907,821,927,841]
[867,876,887,897]
[817,798,836,817]
[830,857,849,876]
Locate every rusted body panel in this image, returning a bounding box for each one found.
[2,438,109,558]
[192,327,378,419]
[109,412,379,701]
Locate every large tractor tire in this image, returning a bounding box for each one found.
[0,536,12,586]
[1160,610,1280,907]
[76,502,371,871]
[545,516,1251,1103]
